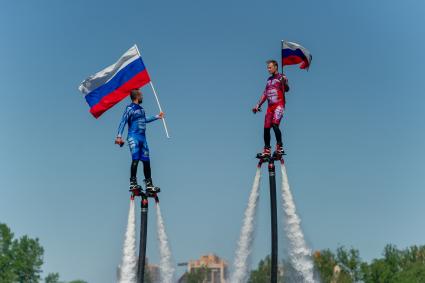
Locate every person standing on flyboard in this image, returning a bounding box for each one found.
[253,60,289,157]
[115,88,164,193]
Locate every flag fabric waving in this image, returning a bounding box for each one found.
[78,45,151,118]
[281,41,312,70]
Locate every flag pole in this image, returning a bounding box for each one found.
[149,81,170,138]
[135,44,170,139]
[281,40,284,74]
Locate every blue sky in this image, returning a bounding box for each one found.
[1,0,425,282]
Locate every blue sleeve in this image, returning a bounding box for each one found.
[117,107,131,137]
[145,115,159,123]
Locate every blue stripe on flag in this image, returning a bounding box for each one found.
[282,48,308,61]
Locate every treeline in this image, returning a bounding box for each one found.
[314,245,425,283]
[0,223,87,283]
[3,220,425,283]
[248,245,425,283]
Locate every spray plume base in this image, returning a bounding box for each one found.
[130,187,159,203]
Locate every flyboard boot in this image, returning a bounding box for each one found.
[274,143,285,157]
[144,178,160,194]
[256,146,271,159]
[130,177,142,193]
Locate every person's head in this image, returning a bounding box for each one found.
[130,89,143,104]
[266,60,279,75]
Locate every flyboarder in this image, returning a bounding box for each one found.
[253,60,289,158]
[115,88,164,193]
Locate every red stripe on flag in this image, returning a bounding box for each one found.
[282,56,304,66]
[89,69,151,118]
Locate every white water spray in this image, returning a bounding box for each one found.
[230,168,262,283]
[280,164,315,283]
[119,199,137,283]
[155,204,175,283]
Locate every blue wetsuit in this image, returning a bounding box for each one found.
[117,103,159,161]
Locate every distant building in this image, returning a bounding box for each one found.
[147,262,161,283]
[117,258,161,283]
[178,254,228,283]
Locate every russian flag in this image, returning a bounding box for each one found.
[78,45,151,118]
[282,41,312,70]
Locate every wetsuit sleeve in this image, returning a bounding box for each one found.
[117,107,131,138]
[257,91,267,107]
[145,115,159,123]
[282,75,290,92]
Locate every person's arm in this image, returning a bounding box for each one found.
[115,107,131,146]
[258,91,267,107]
[117,107,131,137]
[146,112,164,123]
[281,75,290,92]
[253,91,267,113]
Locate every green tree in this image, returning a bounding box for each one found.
[185,266,208,283]
[313,247,362,283]
[248,255,284,283]
[392,262,425,283]
[45,272,61,283]
[11,235,44,283]
[335,246,363,281]
[0,223,88,283]
[0,223,15,283]
[362,245,404,283]
[354,244,425,283]
[313,249,338,283]
[365,257,399,283]
[0,223,44,283]
[383,244,402,275]
[249,256,271,283]
[45,272,89,283]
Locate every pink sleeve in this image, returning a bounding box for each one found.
[281,75,289,92]
[258,91,267,107]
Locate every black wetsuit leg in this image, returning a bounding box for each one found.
[272,124,282,146]
[131,160,139,179]
[142,160,152,180]
[264,127,271,148]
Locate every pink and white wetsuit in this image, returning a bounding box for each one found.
[257,73,288,128]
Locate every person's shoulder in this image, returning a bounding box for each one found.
[278,73,288,82]
[132,104,145,113]
[125,103,137,112]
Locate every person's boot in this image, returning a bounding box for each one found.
[129,177,141,191]
[144,178,160,193]
[257,146,271,159]
[275,143,285,156]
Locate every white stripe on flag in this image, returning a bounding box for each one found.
[282,41,312,60]
[78,45,140,96]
